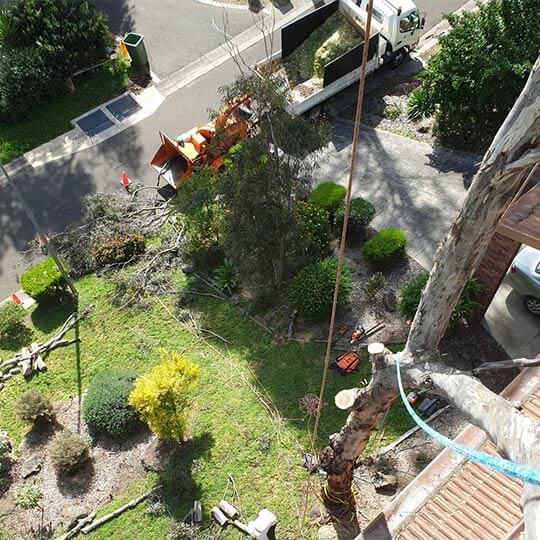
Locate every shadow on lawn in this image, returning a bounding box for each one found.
[159,432,215,521]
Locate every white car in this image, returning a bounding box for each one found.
[506,246,540,316]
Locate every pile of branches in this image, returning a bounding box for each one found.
[39,191,174,277]
[111,225,185,309]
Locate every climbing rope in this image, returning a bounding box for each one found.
[394,351,540,485]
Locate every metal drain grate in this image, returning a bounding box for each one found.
[106,94,141,121]
[75,109,115,137]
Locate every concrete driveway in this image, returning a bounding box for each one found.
[95,0,255,78]
[484,279,540,358]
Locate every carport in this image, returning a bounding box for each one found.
[475,164,540,358]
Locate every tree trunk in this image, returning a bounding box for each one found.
[406,55,540,358]
[319,56,540,536]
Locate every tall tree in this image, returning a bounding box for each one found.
[319,56,540,536]
[217,76,329,290]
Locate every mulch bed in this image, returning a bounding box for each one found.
[0,397,156,538]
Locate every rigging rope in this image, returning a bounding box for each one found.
[394,351,540,486]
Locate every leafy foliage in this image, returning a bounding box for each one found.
[213,260,239,295]
[14,482,42,509]
[217,76,329,289]
[363,272,385,302]
[362,228,407,269]
[129,350,200,441]
[307,182,346,212]
[92,234,147,268]
[0,302,25,341]
[288,257,352,320]
[0,46,62,123]
[19,257,69,303]
[15,390,53,423]
[335,197,375,237]
[399,271,483,324]
[0,0,109,123]
[1,0,108,75]
[294,201,331,258]
[83,369,140,439]
[413,0,540,148]
[174,166,225,272]
[49,430,89,475]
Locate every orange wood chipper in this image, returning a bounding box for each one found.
[150,95,253,189]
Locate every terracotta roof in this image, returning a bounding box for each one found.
[361,368,540,540]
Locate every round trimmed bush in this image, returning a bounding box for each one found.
[362,228,407,269]
[307,182,346,212]
[399,272,429,320]
[83,369,140,438]
[15,390,53,424]
[288,257,352,320]
[335,197,375,237]
[49,430,89,476]
[20,257,69,304]
[294,201,331,257]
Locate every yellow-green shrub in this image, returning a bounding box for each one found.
[128,350,199,441]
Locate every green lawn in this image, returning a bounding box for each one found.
[0,64,128,164]
[0,273,413,539]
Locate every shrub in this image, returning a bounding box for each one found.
[307,182,346,212]
[15,390,53,424]
[14,482,42,509]
[49,430,89,475]
[92,234,146,267]
[0,302,25,341]
[412,0,540,148]
[294,201,331,257]
[213,260,239,295]
[383,103,402,120]
[83,369,140,439]
[407,88,430,120]
[0,46,61,123]
[362,228,407,269]
[288,257,352,320]
[129,350,200,441]
[20,257,69,303]
[399,272,483,325]
[335,197,375,238]
[363,272,385,302]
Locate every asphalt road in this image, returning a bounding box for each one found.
[0,0,470,299]
[95,0,255,78]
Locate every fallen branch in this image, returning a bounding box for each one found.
[473,356,540,374]
[57,511,97,540]
[81,489,157,534]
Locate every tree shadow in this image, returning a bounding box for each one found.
[30,295,78,334]
[159,432,215,521]
[56,459,96,497]
[94,0,136,36]
[22,419,63,450]
[427,144,480,189]
[0,323,34,351]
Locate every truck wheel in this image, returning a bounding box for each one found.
[388,48,408,69]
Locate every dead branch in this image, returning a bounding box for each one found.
[473,356,540,374]
[80,489,158,534]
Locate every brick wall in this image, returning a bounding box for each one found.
[473,232,520,317]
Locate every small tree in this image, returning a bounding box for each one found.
[412,0,540,148]
[129,350,200,442]
[217,75,329,289]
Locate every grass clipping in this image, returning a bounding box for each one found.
[283,12,361,85]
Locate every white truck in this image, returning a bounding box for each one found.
[262,0,425,115]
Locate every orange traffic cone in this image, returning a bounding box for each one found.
[11,292,21,305]
[121,171,131,189]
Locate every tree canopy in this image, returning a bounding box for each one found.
[413,0,540,149]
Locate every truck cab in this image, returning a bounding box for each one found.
[359,0,425,66]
